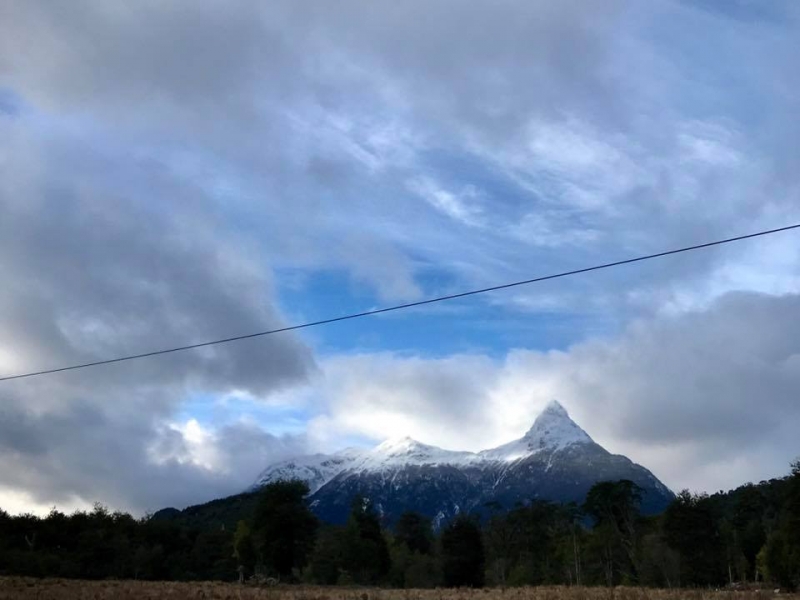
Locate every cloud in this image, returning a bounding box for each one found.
[310,291,800,493]
[0,398,309,514]
[0,0,799,515]
[0,136,314,393]
[2,0,799,314]
[407,177,485,227]
[0,117,315,513]
[0,2,279,113]
[309,353,501,451]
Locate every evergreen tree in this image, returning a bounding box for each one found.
[307,526,346,584]
[394,511,433,554]
[340,496,390,584]
[762,461,800,590]
[233,520,256,574]
[484,502,519,586]
[722,483,767,582]
[190,529,235,580]
[251,480,318,579]
[584,480,644,584]
[441,515,485,587]
[662,490,726,586]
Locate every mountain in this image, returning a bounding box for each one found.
[252,400,674,526]
[251,448,361,494]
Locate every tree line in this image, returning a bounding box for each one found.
[1,461,797,589]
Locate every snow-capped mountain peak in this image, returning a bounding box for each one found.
[245,400,674,526]
[250,448,360,494]
[374,436,422,454]
[538,399,570,419]
[523,400,592,450]
[352,436,476,472]
[479,400,592,462]
[252,402,596,489]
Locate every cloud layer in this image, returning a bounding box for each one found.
[311,291,800,493]
[0,116,315,513]
[0,0,799,513]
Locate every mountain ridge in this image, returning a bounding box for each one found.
[251,400,674,525]
[253,400,599,488]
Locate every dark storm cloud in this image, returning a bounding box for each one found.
[0,136,313,393]
[0,399,308,512]
[0,112,315,511]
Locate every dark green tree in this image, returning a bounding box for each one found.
[441,515,485,587]
[662,490,726,586]
[762,461,800,590]
[484,502,518,586]
[340,496,390,584]
[730,483,767,580]
[403,550,441,588]
[394,511,433,554]
[584,480,644,584]
[251,480,318,580]
[307,525,346,585]
[233,520,257,575]
[517,501,571,585]
[190,528,235,580]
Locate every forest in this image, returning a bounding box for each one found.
[0,461,797,590]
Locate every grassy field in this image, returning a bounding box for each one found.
[0,580,796,600]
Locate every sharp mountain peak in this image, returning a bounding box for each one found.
[246,398,673,526]
[523,399,593,448]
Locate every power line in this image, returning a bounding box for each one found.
[2,222,799,383]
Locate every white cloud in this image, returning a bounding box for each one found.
[0,487,90,517]
[407,176,485,226]
[308,291,800,493]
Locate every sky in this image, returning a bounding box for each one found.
[1,0,799,516]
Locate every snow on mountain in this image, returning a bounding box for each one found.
[528,400,593,448]
[156,403,676,530]
[480,400,593,461]
[347,436,479,473]
[251,400,596,488]
[251,448,360,494]
[205,399,673,527]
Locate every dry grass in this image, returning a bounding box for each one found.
[0,579,796,600]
